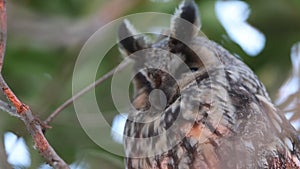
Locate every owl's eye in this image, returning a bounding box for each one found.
[190,67,199,72]
[147,72,153,78]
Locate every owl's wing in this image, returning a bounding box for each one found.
[257,94,300,168]
[177,69,300,168]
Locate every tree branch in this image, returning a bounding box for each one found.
[0,1,69,168]
[7,0,140,49]
[0,76,70,169]
[0,0,6,72]
[44,58,131,125]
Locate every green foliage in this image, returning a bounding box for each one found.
[16,0,90,17]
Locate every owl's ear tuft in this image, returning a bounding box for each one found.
[169,0,200,51]
[118,20,146,56]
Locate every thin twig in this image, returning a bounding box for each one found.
[44,59,131,125]
[0,0,6,72]
[0,99,17,116]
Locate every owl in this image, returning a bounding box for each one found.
[118,0,300,168]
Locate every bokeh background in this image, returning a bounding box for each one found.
[0,0,300,168]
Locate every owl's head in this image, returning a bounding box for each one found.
[118,0,203,108]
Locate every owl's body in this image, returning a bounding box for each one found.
[118,0,300,168]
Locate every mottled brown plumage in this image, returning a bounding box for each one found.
[118,0,300,168]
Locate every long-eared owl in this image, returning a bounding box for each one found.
[118,0,300,168]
